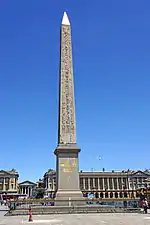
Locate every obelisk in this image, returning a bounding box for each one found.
[54,12,83,205]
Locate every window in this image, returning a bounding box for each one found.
[105,192,108,198]
[115,192,118,198]
[100,192,103,198]
[95,192,99,198]
[124,192,128,198]
[110,192,113,198]
[119,192,123,198]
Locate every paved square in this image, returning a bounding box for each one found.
[0,212,150,225]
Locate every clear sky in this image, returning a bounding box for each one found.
[0,0,150,182]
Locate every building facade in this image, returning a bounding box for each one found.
[18,181,37,197]
[44,169,150,199]
[0,169,19,194]
[18,179,45,198]
[44,169,56,197]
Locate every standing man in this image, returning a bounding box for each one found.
[142,198,148,214]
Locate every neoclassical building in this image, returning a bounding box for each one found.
[0,169,19,195]
[18,181,37,197]
[43,169,150,199]
[44,169,56,197]
[18,179,45,198]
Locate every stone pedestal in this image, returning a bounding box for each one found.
[54,145,84,206]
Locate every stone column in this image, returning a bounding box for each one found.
[9,178,11,190]
[48,179,51,190]
[132,181,134,190]
[50,179,53,191]
[46,177,48,189]
[112,178,114,190]
[30,187,32,197]
[107,178,110,190]
[83,178,85,190]
[14,178,16,190]
[93,178,95,189]
[88,178,90,191]
[103,192,105,198]
[128,178,131,190]
[121,178,124,190]
[98,178,100,190]
[116,178,119,190]
[102,178,104,190]
[3,178,5,191]
[134,191,136,198]
[52,179,55,191]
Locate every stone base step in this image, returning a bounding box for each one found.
[5,206,141,216]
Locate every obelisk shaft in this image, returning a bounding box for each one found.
[58,13,76,145]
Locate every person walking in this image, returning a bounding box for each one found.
[143,198,148,214]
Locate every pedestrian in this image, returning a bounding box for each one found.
[143,198,148,214]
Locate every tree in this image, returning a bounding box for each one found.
[36,190,44,199]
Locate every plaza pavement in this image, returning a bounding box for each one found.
[0,211,150,225]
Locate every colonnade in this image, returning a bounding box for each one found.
[80,177,128,191]
[19,186,33,197]
[80,177,145,191]
[45,177,56,191]
[0,177,17,191]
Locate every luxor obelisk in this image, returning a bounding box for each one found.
[54,12,83,204]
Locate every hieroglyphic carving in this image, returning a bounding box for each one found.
[60,158,77,172]
[58,24,76,144]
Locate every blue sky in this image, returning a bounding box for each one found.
[0,0,150,182]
